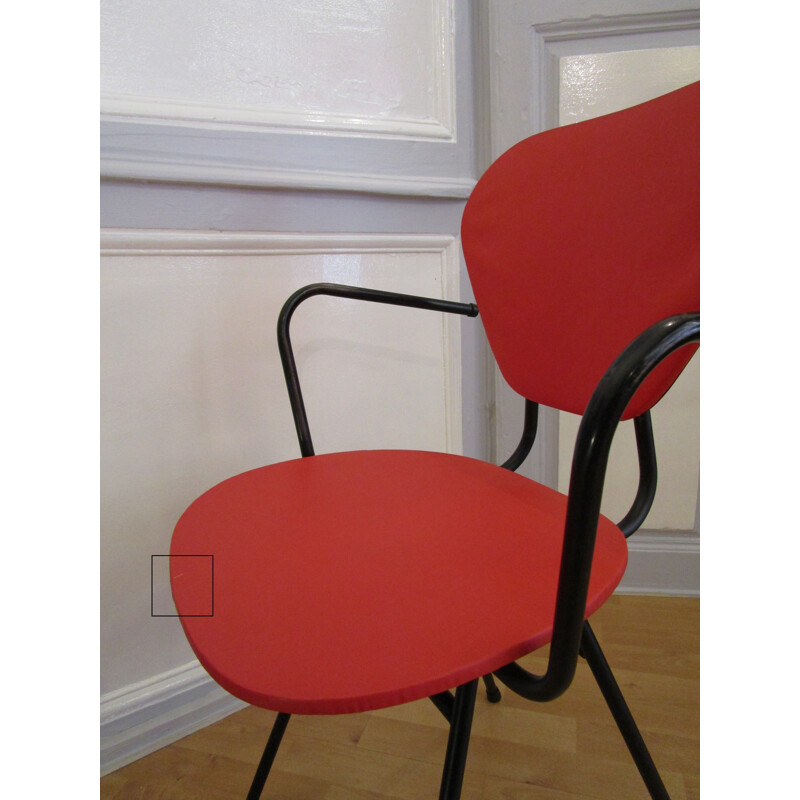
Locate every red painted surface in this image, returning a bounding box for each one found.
[172,451,626,714]
[462,82,699,418]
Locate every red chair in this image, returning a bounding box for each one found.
[171,81,699,800]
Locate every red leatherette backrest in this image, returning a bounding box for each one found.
[461,82,699,418]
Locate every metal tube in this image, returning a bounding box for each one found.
[618,411,658,537]
[494,313,699,703]
[581,622,670,799]
[277,282,479,458]
[501,399,539,472]
[429,690,455,723]
[438,680,478,800]
[246,712,291,800]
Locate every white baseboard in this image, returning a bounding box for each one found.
[100,660,246,776]
[616,529,699,596]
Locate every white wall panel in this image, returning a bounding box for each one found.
[559,46,700,125]
[100,0,473,194]
[101,231,462,693]
[101,0,455,138]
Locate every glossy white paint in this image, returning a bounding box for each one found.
[101,231,463,693]
[101,0,455,138]
[100,0,485,766]
[559,46,700,125]
[100,0,474,196]
[555,46,700,531]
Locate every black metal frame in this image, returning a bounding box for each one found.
[277,282,479,458]
[492,313,699,706]
[245,282,698,800]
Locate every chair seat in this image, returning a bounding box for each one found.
[171,450,627,715]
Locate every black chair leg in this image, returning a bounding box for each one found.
[438,679,478,800]
[581,621,670,800]
[246,712,291,800]
[482,673,502,703]
[430,690,455,722]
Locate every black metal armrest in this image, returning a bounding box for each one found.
[277,282,480,457]
[493,312,700,702]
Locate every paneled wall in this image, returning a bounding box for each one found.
[100,1,484,772]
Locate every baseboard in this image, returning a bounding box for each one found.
[616,529,699,596]
[100,660,246,776]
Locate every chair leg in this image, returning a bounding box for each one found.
[482,673,502,703]
[430,690,455,722]
[438,679,478,800]
[245,712,291,800]
[581,621,670,800]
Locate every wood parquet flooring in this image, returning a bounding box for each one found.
[100,595,699,799]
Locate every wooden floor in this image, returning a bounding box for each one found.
[101,595,699,799]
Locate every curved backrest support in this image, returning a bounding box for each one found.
[494,312,699,702]
[461,82,699,418]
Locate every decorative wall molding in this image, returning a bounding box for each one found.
[100,659,246,776]
[617,529,700,596]
[533,9,700,41]
[99,155,476,198]
[101,96,455,142]
[99,0,471,196]
[100,230,457,258]
[99,118,475,198]
[100,0,455,142]
[531,10,700,132]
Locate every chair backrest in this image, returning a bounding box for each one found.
[461,82,699,419]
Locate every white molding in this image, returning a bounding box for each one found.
[486,3,700,155]
[100,660,246,776]
[440,238,464,455]
[617,530,700,597]
[534,9,700,41]
[99,1,466,195]
[99,156,476,198]
[100,0,456,143]
[532,11,700,132]
[100,230,457,257]
[433,0,458,141]
[100,95,455,142]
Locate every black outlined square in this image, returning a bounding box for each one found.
[151,554,214,617]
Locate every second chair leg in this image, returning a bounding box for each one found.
[581,621,670,800]
[438,679,478,800]
[246,712,291,800]
[482,673,502,703]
